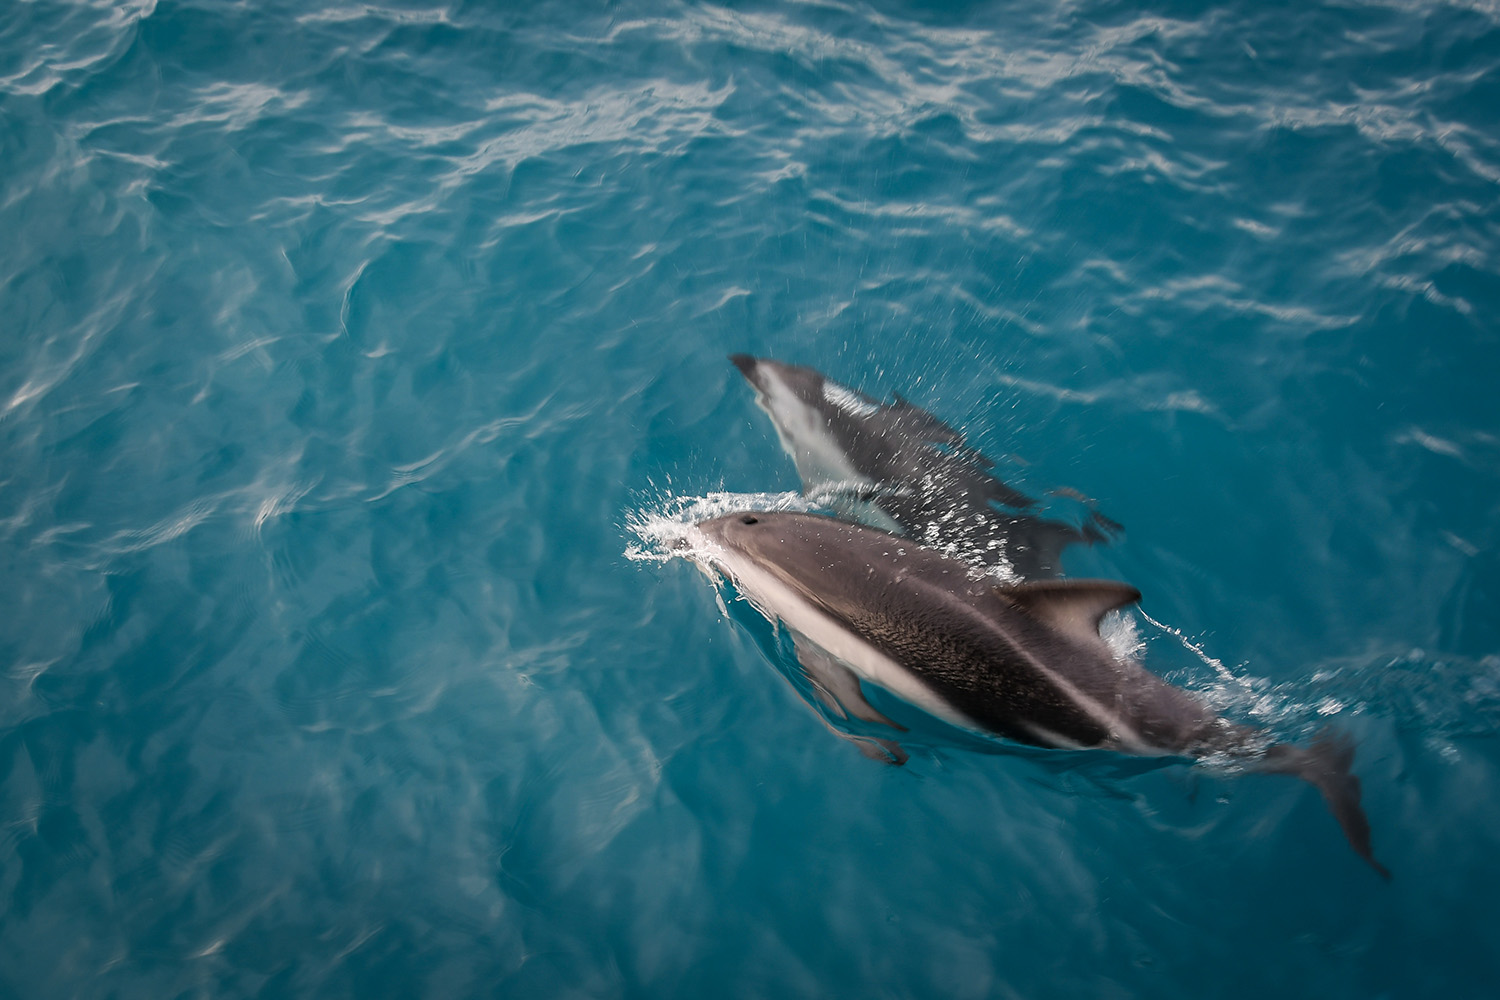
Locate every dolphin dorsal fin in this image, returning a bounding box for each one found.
[999,580,1142,641]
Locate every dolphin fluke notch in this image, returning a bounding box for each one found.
[1260,729,1390,879]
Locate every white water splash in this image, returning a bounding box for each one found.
[623,490,822,565]
[1131,606,1302,729]
[1100,610,1145,663]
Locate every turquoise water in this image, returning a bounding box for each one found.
[3,0,1498,995]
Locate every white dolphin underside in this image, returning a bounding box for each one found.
[704,539,984,734]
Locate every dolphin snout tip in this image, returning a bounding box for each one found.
[728,353,759,378]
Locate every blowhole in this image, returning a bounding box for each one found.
[740,515,759,525]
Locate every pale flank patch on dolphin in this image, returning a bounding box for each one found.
[820,381,880,418]
[737,359,862,487]
[685,509,1388,878]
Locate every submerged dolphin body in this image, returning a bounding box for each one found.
[691,509,1387,877]
[729,354,1117,579]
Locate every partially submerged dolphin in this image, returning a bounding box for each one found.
[690,509,1387,877]
[729,354,1118,578]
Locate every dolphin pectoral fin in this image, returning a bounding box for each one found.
[848,734,909,766]
[807,715,907,766]
[1259,728,1390,879]
[792,634,908,732]
[998,579,1142,640]
[790,636,911,766]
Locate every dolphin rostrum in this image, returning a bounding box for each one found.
[729,354,1119,579]
[690,509,1387,877]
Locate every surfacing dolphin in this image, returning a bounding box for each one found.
[730,354,1119,579]
[689,509,1387,877]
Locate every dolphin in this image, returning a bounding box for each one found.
[689,509,1388,877]
[729,354,1119,579]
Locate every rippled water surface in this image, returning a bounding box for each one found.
[3,0,1498,996]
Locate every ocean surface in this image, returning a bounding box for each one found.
[3,0,1498,996]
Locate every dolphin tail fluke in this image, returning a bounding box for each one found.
[1261,729,1390,879]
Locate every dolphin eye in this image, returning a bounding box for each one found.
[740,515,759,525]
